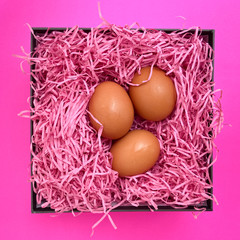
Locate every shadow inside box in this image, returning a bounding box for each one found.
[30,27,215,214]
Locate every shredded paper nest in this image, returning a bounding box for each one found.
[21,22,223,224]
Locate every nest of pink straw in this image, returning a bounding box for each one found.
[28,24,223,215]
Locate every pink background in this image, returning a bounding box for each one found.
[1,0,240,239]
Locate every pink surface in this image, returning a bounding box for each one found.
[0,0,239,239]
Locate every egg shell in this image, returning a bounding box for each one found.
[88,81,134,140]
[129,66,177,121]
[110,129,160,177]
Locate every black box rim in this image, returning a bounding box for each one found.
[30,27,214,213]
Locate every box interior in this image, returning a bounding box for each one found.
[30,27,214,213]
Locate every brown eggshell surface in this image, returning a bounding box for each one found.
[88,81,134,140]
[110,130,160,177]
[129,66,177,121]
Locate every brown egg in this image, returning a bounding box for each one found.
[110,130,160,177]
[129,66,177,121]
[88,81,134,140]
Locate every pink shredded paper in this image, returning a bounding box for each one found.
[20,21,223,229]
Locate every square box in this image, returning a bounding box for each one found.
[30,27,215,213]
